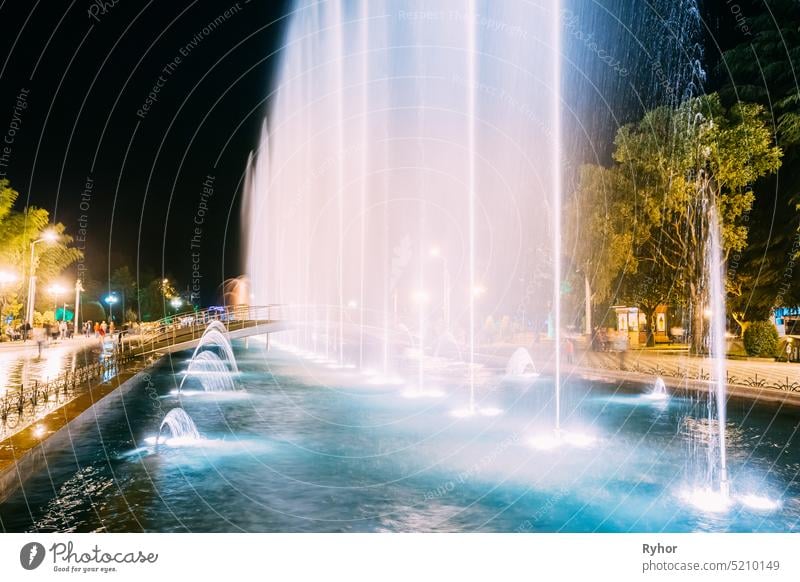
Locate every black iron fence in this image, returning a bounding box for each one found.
[0,347,141,440]
[594,358,800,393]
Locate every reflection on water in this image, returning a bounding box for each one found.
[0,340,99,397]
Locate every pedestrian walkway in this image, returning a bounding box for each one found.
[580,347,800,391]
[0,337,100,397]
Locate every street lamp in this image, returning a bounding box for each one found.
[170,296,183,311]
[26,229,58,329]
[49,283,68,322]
[104,293,119,322]
[472,284,486,298]
[412,290,429,304]
[74,280,83,329]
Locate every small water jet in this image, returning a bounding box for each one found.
[505,347,540,380]
[648,377,668,400]
[156,408,200,446]
[528,429,597,452]
[181,351,237,392]
[189,321,239,374]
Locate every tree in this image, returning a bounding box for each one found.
[564,164,637,333]
[574,95,781,352]
[0,180,83,320]
[137,276,179,321]
[717,0,800,319]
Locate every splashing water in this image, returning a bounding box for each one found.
[178,322,239,394]
[650,376,668,399]
[505,347,539,378]
[158,408,200,444]
[181,351,237,392]
[243,0,561,407]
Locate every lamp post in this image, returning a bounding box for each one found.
[74,279,83,330]
[48,283,68,323]
[104,293,119,323]
[429,246,451,332]
[25,229,58,330]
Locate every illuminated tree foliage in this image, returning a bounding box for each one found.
[573,94,781,352]
[0,179,83,321]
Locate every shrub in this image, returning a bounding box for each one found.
[743,320,779,357]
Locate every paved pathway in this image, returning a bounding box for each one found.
[580,348,800,390]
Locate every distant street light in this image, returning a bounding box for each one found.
[105,293,119,322]
[49,283,69,322]
[170,296,183,310]
[0,271,18,285]
[74,280,83,329]
[26,229,59,328]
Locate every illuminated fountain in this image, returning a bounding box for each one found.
[648,376,668,400]
[180,351,237,392]
[187,321,239,373]
[156,408,200,446]
[505,347,540,380]
[243,0,560,400]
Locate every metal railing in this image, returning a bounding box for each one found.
[0,304,288,441]
[133,304,286,353]
[0,346,140,440]
[591,356,800,393]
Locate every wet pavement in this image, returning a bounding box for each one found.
[0,338,103,397]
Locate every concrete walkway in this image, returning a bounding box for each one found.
[0,337,102,397]
[581,348,800,390]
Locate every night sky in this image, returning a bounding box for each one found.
[0,0,291,304]
[0,0,767,306]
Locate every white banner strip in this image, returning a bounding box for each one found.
[1,533,797,581]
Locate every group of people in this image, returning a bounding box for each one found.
[82,320,115,338]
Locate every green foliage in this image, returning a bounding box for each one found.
[573,94,781,351]
[565,164,636,305]
[0,180,83,317]
[718,0,800,313]
[80,300,106,324]
[743,320,779,357]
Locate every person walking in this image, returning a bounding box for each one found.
[59,319,67,340]
[94,321,100,337]
[565,337,575,364]
[32,326,46,358]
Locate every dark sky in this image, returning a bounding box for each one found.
[0,0,291,304]
[0,0,755,307]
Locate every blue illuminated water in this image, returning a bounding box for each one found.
[1,340,798,532]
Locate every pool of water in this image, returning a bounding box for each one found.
[2,340,798,532]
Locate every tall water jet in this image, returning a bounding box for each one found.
[158,408,200,444]
[708,204,729,497]
[466,0,477,414]
[551,0,562,431]
[245,1,561,391]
